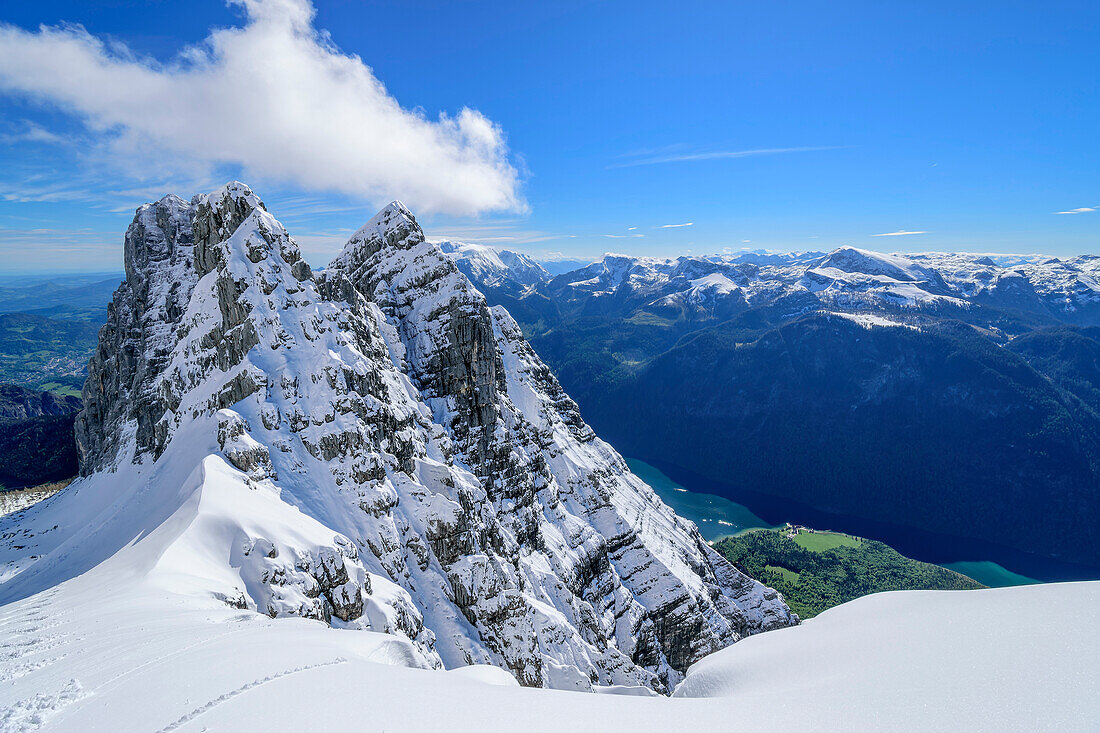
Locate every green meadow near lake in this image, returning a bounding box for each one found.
[716,527,985,618]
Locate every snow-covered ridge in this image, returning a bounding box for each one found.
[1,182,794,695]
[671,582,1100,729]
[827,311,921,331]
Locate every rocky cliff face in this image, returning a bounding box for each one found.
[62,183,794,692]
[75,192,200,473]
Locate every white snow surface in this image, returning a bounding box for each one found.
[0,573,1095,731]
[827,311,921,330]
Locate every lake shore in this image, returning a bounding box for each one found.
[629,457,1100,586]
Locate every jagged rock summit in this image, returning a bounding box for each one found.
[1,182,794,693]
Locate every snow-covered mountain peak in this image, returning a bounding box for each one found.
[120,193,192,281]
[190,181,270,271]
[808,247,953,292]
[344,200,420,250]
[437,240,549,288]
[601,252,673,269]
[7,183,795,694]
[816,246,923,280]
[377,199,415,219]
[194,179,266,211]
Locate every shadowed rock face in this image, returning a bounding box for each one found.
[72,184,796,693]
[0,385,82,423]
[76,183,268,474]
[329,203,506,472]
[75,193,199,474]
[0,387,84,488]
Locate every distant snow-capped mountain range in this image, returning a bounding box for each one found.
[443,244,1100,329]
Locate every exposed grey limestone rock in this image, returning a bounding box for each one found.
[75,193,199,473]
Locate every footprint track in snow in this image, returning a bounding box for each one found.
[93,624,253,695]
[0,655,63,683]
[155,658,347,732]
[0,678,86,732]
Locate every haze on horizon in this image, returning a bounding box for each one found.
[0,0,1096,273]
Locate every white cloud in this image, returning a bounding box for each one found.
[0,0,523,216]
[1054,207,1096,215]
[603,233,644,238]
[0,180,95,204]
[871,230,928,236]
[610,146,843,168]
[657,222,693,228]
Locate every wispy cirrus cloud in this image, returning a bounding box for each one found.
[0,225,119,272]
[0,120,65,145]
[0,0,524,216]
[871,230,928,237]
[603,233,644,239]
[0,166,224,214]
[609,145,845,168]
[656,222,693,229]
[1054,207,1096,215]
[426,220,575,245]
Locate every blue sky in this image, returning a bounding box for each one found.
[0,0,1097,272]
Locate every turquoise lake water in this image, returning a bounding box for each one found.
[626,458,779,541]
[939,561,1039,588]
[628,457,1040,588]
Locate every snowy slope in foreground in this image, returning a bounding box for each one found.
[1,580,1095,731]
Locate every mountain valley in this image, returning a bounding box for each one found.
[449,245,1100,571]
